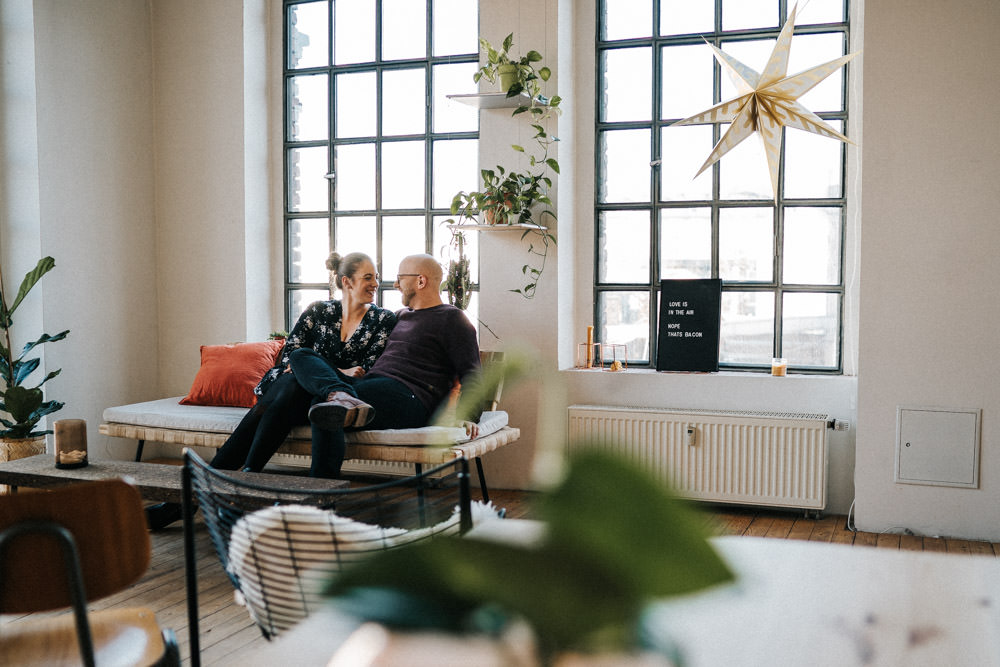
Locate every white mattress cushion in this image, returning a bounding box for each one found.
[103,397,508,446]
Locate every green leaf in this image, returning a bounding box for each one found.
[511,144,525,152]
[12,357,40,385]
[2,385,44,424]
[538,66,551,81]
[549,95,562,106]
[16,329,70,362]
[501,33,513,53]
[541,450,734,599]
[525,50,542,62]
[6,257,55,322]
[512,105,529,116]
[545,158,560,174]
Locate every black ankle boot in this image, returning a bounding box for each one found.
[145,502,184,531]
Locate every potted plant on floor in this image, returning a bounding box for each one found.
[0,256,70,465]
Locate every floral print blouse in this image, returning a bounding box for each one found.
[255,300,396,396]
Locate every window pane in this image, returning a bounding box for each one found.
[336,72,376,138]
[335,0,375,65]
[601,0,652,40]
[598,211,650,283]
[798,0,845,26]
[432,139,477,209]
[661,44,714,120]
[334,216,377,265]
[382,0,426,61]
[382,216,426,278]
[288,74,328,142]
[783,207,841,285]
[288,146,329,213]
[433,63,478,133]
[660,0,714,36]
[601,47,651,123]
[719,125,772,200]
[381,141,425,209]
[722,0,777,31]
[660,208,711,278]
[598,129,651,203]
[784,121,843,199]
[782,292,839,367]
[290,289,330,323]
[434,218,479,284]
[661,125,712,201]
[288,218,330,283]
[334,143,375,210]
[787,32,845,113]
[382,68,426,136]
[720,291,774,364]
[599,291,651,363]
[719,207,773,281]
[289,1,328,70]
[433,0,477,56]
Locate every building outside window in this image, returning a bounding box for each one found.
[596,0,851,372]
[283,0,479,327]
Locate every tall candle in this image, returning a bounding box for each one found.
[586,326,594,368]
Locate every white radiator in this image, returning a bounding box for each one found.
[567,405,829,512]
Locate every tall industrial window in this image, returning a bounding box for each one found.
[284,0,479,327]
[596,0,851,372]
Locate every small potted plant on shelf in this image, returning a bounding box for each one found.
[0,256,70,463]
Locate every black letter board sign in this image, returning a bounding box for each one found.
[656,279,722,372]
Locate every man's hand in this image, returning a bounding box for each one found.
[341,366,366,378]
[462,420,479,439]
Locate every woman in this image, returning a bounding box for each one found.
[210,251,396,478]
[146,253,395,530]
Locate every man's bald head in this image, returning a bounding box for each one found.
[395,254,444,309]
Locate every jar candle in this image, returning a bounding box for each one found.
[771,358,788,377]
[54,419,88,469]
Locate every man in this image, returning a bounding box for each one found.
[146,254,480,530]
[291,252,481,441]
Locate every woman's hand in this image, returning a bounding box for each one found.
[341,366,366,378]
[462,420,479,439]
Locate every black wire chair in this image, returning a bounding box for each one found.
[182,449,472,666]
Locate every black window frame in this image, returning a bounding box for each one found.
[595,0,851,374]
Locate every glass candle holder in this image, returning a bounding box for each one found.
[771,357,788,377]
[54,418,88,469]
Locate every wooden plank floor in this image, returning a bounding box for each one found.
[3,491,998,666]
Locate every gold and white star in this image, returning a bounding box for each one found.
[671,4,859,200]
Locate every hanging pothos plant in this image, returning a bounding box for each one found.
[446,33,561,299]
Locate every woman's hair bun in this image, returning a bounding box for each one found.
[326,252,341,273]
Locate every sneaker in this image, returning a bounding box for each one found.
[308,391,375,429]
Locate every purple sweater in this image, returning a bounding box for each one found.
[368,304,480,413]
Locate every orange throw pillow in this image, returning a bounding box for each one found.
[180,341,284,408]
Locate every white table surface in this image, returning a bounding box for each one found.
[235,524,1000,666]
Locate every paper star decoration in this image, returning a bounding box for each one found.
[671,4,859,200]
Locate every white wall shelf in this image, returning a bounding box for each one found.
[445,92,532,109]
[446,223,548,232]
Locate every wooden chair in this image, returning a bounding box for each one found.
[0,479,180,667]
[182,449,473,667]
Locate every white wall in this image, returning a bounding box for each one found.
[855,0,1000,540]
[28,0,159,461]
[151,0,274,399]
